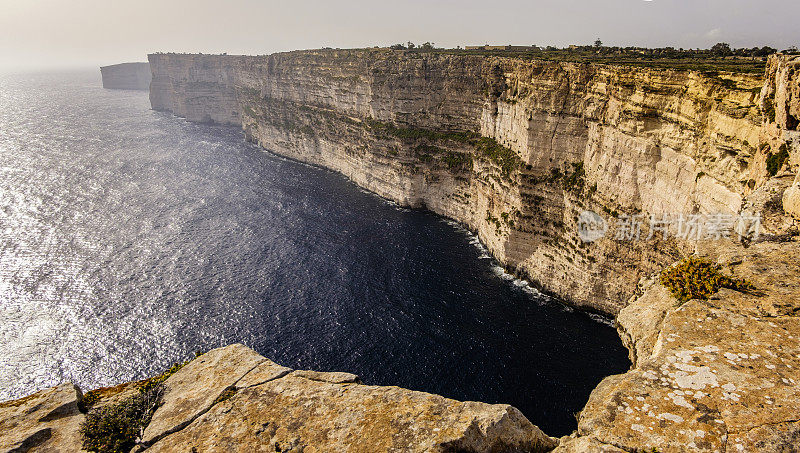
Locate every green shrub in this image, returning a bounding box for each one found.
[766,146,790,176]
[562,162,585,193]
[80,355,198,452]
[660,257,753,304]
[441,151,472,171]
[365,119,518,176]
[764,98,776,123]
[80,386,163,453]
[473,137,519,176]
[415,144,445,155]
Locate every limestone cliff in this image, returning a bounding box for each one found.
[764,55,800,219]
[100,63,152,90]
[148,50,798,314]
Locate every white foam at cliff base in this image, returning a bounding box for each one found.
[588,312,614,327]
[438,206,614,325]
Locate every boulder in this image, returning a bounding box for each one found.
[0,383,85,452]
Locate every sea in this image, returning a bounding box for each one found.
[0,70,629,435]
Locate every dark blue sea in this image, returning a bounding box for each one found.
[0,70,629,435]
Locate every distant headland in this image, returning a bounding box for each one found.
[100,62,151,90]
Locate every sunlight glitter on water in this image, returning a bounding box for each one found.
[0,70,629,436]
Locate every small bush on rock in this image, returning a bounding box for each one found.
[80,385,164,453]
[660,256,753,304]
[80,354,199,452]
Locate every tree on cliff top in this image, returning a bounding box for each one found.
[711,42,733,57]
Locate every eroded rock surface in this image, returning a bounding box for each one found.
[553,435,625,453]
[149,372,556,452]
[141,344,267,444]
[570,240,800,452]
[0,383,85,452]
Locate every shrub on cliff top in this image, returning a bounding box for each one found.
[660,257,753,304]
[80,385,164,453]
[80,354,200,452]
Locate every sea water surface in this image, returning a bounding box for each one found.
[0,70,629,435]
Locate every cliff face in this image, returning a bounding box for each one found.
[149,55,239,124]
[100,62,152,90]
[148,50,798,315]
[764,55,800,219]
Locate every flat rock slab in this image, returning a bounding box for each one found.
[149,372,557,452]
[0,383,85,452]
[291,369,361,384]
[142,344,267,445]
[235,358,292,389]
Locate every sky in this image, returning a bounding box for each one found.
[1,0,799,71]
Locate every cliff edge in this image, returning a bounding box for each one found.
[0,345,557,452]
[139,50,800,451]
[558,240,800,452]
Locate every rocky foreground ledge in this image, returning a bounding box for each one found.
[558,239,800,452]
[0,344,557,452]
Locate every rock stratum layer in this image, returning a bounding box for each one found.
[100,62,152,90]
[148,50,800,315]
[0,345,557,452]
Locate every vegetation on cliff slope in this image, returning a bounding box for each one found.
[766,144,790,176]
[80,355,199,453]
[366,119,519,176]
[660,257,753,304]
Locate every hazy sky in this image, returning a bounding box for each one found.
[1,0,799,71]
